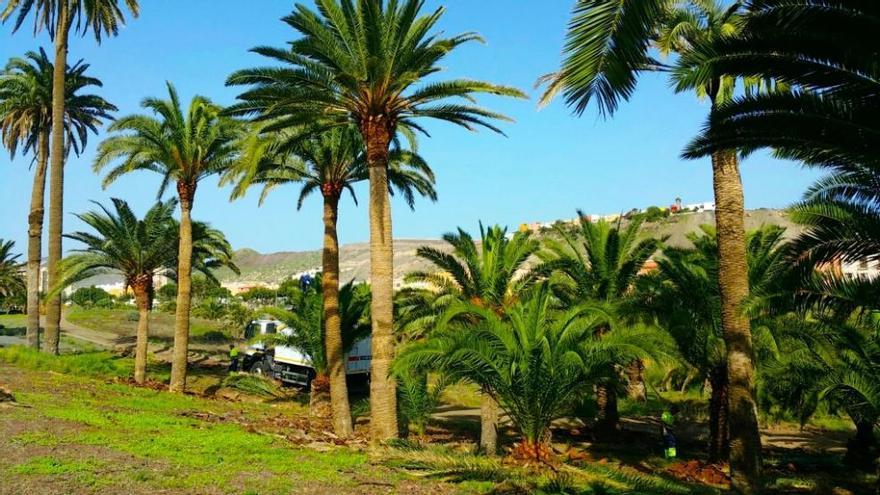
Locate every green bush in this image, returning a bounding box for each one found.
[221,373,280,397]
[70,287,113,308]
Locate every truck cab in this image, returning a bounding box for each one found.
[241,319,371,387]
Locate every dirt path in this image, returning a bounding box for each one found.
[433,408,851,454]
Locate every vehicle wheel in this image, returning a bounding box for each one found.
[250,360,268,375]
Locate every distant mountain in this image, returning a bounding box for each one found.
[215,239,452,286]
[218,208,802,286]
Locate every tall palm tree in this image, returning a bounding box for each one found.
[540,1,762,490]
[226,0,526,442]
[57,198,237,384]
[1,0,139,356]
[228,125,435,437]
[406,224,539,454]
[94,82,240,393]
[0,48,115,350]
[260,277,371,431]
[537,213,661,426]
[0,240,25,299]
[632,224,790,462]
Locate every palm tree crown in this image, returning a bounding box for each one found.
[1,0,139,41]
[94,82,240,205]
[0,48,115,159]
[538,213,661,305]
[226,0,525,141]
[0,239,25,298]
[58,198,238,298]
[230,126,436,209]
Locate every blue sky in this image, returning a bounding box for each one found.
[0,0,821,255]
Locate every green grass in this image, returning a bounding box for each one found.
[0,313,26,335]
[65,306,231,343]
[0,346,132,378]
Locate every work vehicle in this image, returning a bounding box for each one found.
[240,319,371,387]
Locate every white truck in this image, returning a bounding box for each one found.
[240,319,372,387]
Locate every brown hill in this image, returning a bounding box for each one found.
[219,208,802,285]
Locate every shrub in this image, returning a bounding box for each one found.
[221,374,280,397]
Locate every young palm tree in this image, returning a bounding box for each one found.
[229,125,435,438]
[94,82,240,393]
[226,0,526,442]
[260,277,371,430]
[57,199,176,383]
[537,213,661,426]
[0,49,115,349]
[1,0,139,356]
[540,1,762,490]
[395,284,664,460]
[406,224,539,454]
[55,198,237,384]
[0,240,25,299]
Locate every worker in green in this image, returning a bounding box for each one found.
[661,406,678,459]
[228,345,240,373]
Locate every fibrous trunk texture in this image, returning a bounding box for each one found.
[44,6,70,356]
[708,364,730,463]
[132,274,153,385]
[169,182,196,393]
[625,359,647,401]
[362,118,398,443]
[322,193,353,438]
[480,387,499,455]
[26,131,49,349]
[711,148,762,493]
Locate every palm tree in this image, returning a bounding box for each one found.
[406,224,539,454]
[260,277,371,430]
[57,199,176,383]
[679,0,878,179]
[228,125,435,438]
[0,240,25,299]
[537,213,661,426]
[226,0,526,442]
[94,82,240,393]
[395,284,664,460]
[632,224,790,462]
[0,48,115,350]
[1,0,139,356]
[55,198,237,384]
[540,1,762,490]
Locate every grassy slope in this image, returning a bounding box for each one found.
[65,307,230,344]
[0,350,707,495]
[0,314,26,335]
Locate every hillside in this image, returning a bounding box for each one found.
[219,208,802,285]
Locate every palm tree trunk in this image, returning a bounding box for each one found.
[132,275,153,385]
[711,148,762,493]
[322,193,353,438]
[362,119,398,443]
[708,363,730,463]
[625,359,648,401]
[44,5,71,356]
[596,383,619,434]
[169,182,196,393]
[26,130,49,349]
[845,417,878,471]
[309,374,333,432]
[480,388,499,455]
